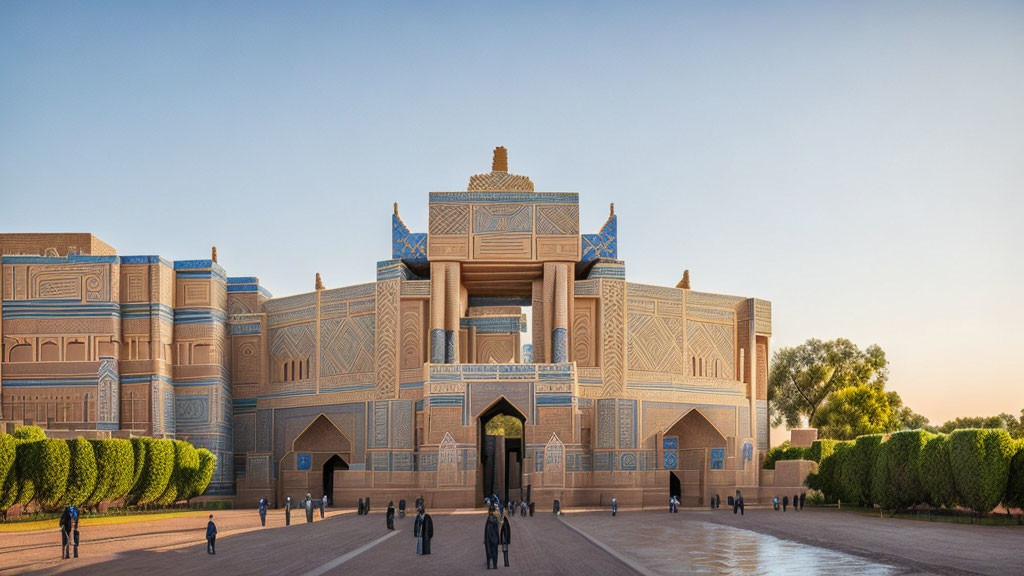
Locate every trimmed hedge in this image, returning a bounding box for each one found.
[129,437,148,492]
[762,442,810,469]
[134,439,175,505]
[872,430,933,511]
[189,449,216,500]
[920,433,958,508]
[155,441,199,506]
[844,434,883,507]
[32,439,71,510]
[62,438,97,507]
[805,440,853,502]
[1006,440,1024,511]
[0,435,16,513]
[12,426,46,442]
[105,439,136,503]
[949,429,1016,515]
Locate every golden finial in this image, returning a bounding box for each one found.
[394,202,399,216]
[492,146,508,172]
[676,269,690,290]
[610,203,615,217]
[315,272,324,291]
[211,246,218,263]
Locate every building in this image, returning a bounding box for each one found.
[0,148,771,507]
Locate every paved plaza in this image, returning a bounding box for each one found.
[1,508,1020,575]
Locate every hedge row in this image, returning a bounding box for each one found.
[806,428,1024,514]
[0,428,216,515]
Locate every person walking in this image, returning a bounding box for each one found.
[611,497,618,517]
[794,493,800,512]
[321,494,327,519]
[414,507,424,539]
[304,493,314,523]
[782,495,789,512]
[386,501,395,530]
[358,497,365,516]
[733,490,744,516]
[418,508,434,555]
[258,497,268,526]
[206,515,217,555]
[500,513,512,568]
[799,492,805,510]
[285,496,292,526]
[484,507,499,569]
[59,506,74,559]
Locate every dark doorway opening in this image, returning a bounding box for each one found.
[478,397,527,505]
[323,454,348,506]
[669,471,681,501]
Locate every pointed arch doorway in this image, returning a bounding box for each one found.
[661,409,727,507]
[477,396,527,505]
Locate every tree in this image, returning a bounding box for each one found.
[871,430,933,511]
[768,338,888,429]
[919,434,958,508]
[156,441,198,506]
[104,439,136,503]
[936,412,1023,438]
[813,385,894,440]
[62,438,97,507]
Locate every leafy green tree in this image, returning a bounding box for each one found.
[33,439,71,510]
[936,413,1023,439]
[807,439,842,463]
[871,430,933,511]
[12,426,46,442]
[62,438,97,507]
[949,429,1015,515]
[768,338,888,429]
[134,439,174,505]
[485,415,523,438]
[129,437,148,492]
[813,386,894,440]
[919,434,958,508]
[842,433,884,506]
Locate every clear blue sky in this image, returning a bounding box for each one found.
[2,2,1022,426]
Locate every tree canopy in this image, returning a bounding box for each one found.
[484,415,523,438]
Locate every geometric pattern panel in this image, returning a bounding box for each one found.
[627,313,683,373]
[429,204,470,235]
[581,214,617,262]
[392,213,428,264]
[686,321,734,379]
[535,205,579,236]
[473,204,533,234]
[600,280,627,397]
[374,279,400,399]
[270,323,315,365]
[320,315,375,377]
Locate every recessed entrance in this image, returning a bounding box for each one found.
[663,409,727,507]
[478,396,527,505]
[323,454,348,506]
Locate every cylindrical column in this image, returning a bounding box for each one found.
[551,265,568,363]
[444,263,460,363]
[429,263,446,363]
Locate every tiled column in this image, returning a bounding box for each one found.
[444,263,461,364]
[429,263,446,363]
[552,265,568,363]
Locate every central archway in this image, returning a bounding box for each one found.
[662,409,727,507]
[477,396,527,505]
[323,454,348,506]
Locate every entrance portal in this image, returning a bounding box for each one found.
[669,471,681,501]
[478,397,527,505]
[663,409,727,507]
[323,454,348,506]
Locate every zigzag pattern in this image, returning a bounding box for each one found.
[467,172,534,191]
[600,280,626,397]
[270,323,315,361]
[320,315,375,377]
[628,314,683,373]
[429,204,469,235]
[473,204,533,234]
[686,321,734,377]
[374,280,399,398]
[535,205,579,235]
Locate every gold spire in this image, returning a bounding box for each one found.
[315,272,324,291]
[492,146,508,172]
[211,246,218,263]
[676,269,690,290]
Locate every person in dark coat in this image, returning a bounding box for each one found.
[552,499,560,515]
[528,501,534,517]
[800,492,805,510]
[611,497,618,516]
[484,507,500,569]
[304,493,314,523]
[321,495,327,519]
[418,509,434,555]
[782,495,789,512]
[399,499,407,518]
[794,493,800,512]
[358,498,365,516]
[415,496,423,511]
[414,508,424,538]
[521,500,528,517]
[285,496,292,526]
[258,497,269,526]
[365,497,371,515]
[386,501,395,530]
[716,494,721,509]
[206,515,217,554]
[500,513,511,567]
[733,490,744,516]
[59,507,74,559]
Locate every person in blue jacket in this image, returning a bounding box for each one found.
[206,514,217,555]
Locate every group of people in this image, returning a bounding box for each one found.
[668,495,680,513]
[772,492,806,512]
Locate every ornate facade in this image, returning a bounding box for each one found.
[0,149,771,507]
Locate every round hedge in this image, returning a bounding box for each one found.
[842,433,883,507]
[155,440,199,506]
[188,448,216,500]
[129,437,148,493]
[104,439,136,503]
[12,426,46,442]
[85,439,118,508]
[62,438,97,507]
[0,435,17,512]
[949,429,1015,515]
